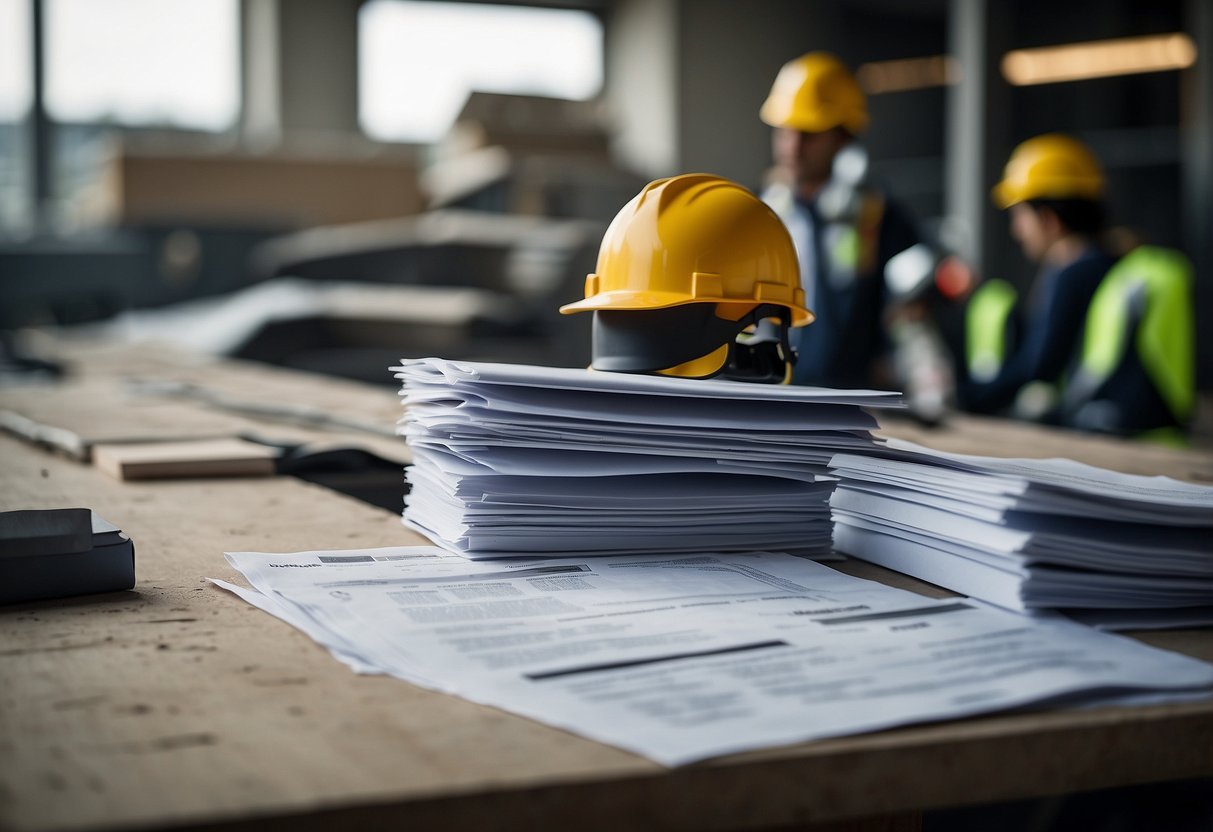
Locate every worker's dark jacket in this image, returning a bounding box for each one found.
[962,247,1115,415]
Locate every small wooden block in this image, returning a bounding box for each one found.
[91,438,278,481]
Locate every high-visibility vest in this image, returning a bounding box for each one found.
[965,278,1061,421]
[965,278,1019,384]
[1063,245,1196,441]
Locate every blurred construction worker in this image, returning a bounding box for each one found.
[962,134,1117,421]
[760,51,921,389]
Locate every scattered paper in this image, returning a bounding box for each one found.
[219,547,1213,767]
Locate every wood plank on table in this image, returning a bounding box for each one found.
[0,340,410,466]
[91,438,279,481]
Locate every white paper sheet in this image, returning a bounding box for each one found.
[836,440,1213,524]
[219,547,1213,767]
[394,357,904,405]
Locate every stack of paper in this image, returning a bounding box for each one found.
[394,358,901,559]
[218,546,1213,767]
[828,440,1213,629]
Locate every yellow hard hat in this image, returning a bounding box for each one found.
[561,173,811,324]
[760,52,869,135]
[992,133,1105,209]
[560,173,813,381]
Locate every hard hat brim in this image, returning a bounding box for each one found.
[560,290,815,327]
[991,180,1017,210]
[991,177,1105,210]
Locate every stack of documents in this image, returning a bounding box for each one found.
[394,358,901,559]
[828,440,1213,629]
[218,546,1213,766]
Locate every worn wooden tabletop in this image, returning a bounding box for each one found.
[1,341,1210,832]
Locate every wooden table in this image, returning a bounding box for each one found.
[2,342,1211,832]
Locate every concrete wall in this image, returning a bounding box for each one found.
[603,0,679,178]
[606,0,945,205]
[676,0,843,191]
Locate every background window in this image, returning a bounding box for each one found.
[359,0,604,143]
[0,0,31,232]
[0,0,32,123]
[45,0,239,131]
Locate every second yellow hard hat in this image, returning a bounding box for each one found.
[992,133,1105,209]
[760,52,869,135]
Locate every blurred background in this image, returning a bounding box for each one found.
[0,0,1209,394]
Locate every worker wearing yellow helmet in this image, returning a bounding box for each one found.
[560,173,813,384]
[760,51,922,389]
[961,133,1117,421]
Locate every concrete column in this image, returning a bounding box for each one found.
[240,0,361,145]
[1182,0,1212,388]
[29,0,52,231]
[240,0,282,144]
[944,0,1012,279]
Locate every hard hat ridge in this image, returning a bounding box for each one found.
[645,171,721,210]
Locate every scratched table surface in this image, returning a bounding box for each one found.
[1,340,1210,832]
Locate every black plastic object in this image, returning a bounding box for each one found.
[0,509,135,605]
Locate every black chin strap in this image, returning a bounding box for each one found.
[591,303,798,383]
[723,305,797,384]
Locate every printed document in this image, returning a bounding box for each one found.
[220,547,1213,766]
